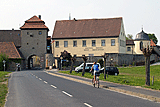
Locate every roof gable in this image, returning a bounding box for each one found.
[20,15,49,30]
[52,17,122,39]
[0,42,21,59]
[26,15,44,22]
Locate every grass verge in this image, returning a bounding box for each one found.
[59,65,160,90]
[0,71,11,107]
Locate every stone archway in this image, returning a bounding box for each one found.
[27,55,40,69]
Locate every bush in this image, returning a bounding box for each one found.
[97,59,103,67]
[0,53,9,71]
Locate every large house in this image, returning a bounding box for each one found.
[52,17,160,67]
[52,17,127,66]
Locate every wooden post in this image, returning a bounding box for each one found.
[152,76,154,85]
[103,53,108,79]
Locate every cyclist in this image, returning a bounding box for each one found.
[90,62,99,85]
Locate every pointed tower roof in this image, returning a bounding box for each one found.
[135,29,149,41]
[20,15,49,31]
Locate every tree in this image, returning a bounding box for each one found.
[69,55,76,74]
[97,59,103,68]
[126,34,133,40]
[82,55,87,76]
[148,34,158,44]
[0,53,9,71]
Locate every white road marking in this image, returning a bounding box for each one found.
[44,81,48,84]
[62,91,73,97]
[51,85,57,88]
[39,78,42,80]
[84,103,93,107]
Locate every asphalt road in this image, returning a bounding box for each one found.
[5,70,160,107]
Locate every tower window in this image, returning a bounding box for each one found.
[39,31,42,35]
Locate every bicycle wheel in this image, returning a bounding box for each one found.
[92,78,95,87]
[97,77,99,88]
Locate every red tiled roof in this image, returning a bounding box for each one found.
[52,17,122,39]
[126,40,134,45]
[20,15,49,30]
[0,42,21,59]
[26,15,44,22]
[150,39,156,46]
[0,30,21,47]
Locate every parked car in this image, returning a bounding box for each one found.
[75,63,101,73]
[99,66,119,75]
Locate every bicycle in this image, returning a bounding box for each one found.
[92,72,100,88]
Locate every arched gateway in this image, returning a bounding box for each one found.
[20,15,52,69]
[27,55,40,69]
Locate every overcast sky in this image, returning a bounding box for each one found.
[0,0,160,45]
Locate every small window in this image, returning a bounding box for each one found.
[55,41,59,47]
[27,32,29,35]
[73,41,77,47]
[111,39,115,46]
[127,47,131,51]
[82,40,86,47]
[39,31,42,35]
[101,40,105,46]
[64,41,68,47]
[92,40,96,46]
[30,35,33,37]
[27,43,29,45]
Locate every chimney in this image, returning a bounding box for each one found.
[39,15,41,19]
[73,18,77,21]
[69,13,71,20]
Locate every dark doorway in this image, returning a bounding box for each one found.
[28,55,40,69]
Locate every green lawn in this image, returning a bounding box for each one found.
[0,71,10,107]
[59,65,160,90]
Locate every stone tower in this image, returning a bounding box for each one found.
[20,15,49,69]
[134,29,150,54]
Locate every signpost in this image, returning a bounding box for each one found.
[3,60,6,72]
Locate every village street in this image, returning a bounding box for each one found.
[5,70,160,107]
